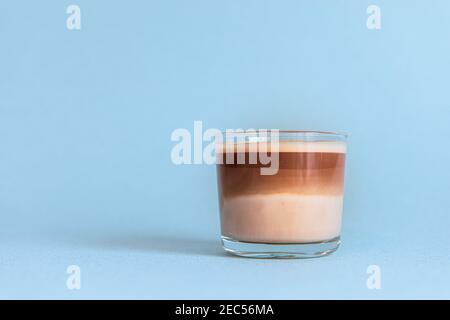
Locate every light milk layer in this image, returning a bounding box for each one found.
[221,194,343,243]
[217,140,347,154]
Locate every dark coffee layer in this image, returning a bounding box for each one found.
[217,152,346,197]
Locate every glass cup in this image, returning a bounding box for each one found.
[216,130,347,258]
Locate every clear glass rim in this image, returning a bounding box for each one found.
[221,130,348,139]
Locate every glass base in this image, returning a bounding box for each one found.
[221,236,341,259]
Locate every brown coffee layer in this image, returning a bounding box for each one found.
[217,152,346,197]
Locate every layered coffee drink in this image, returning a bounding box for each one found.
[216,131,347,258]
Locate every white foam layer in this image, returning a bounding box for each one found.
[221,194,343,243]
[217,140,346,154]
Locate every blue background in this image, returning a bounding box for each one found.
[1,0,449,299]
